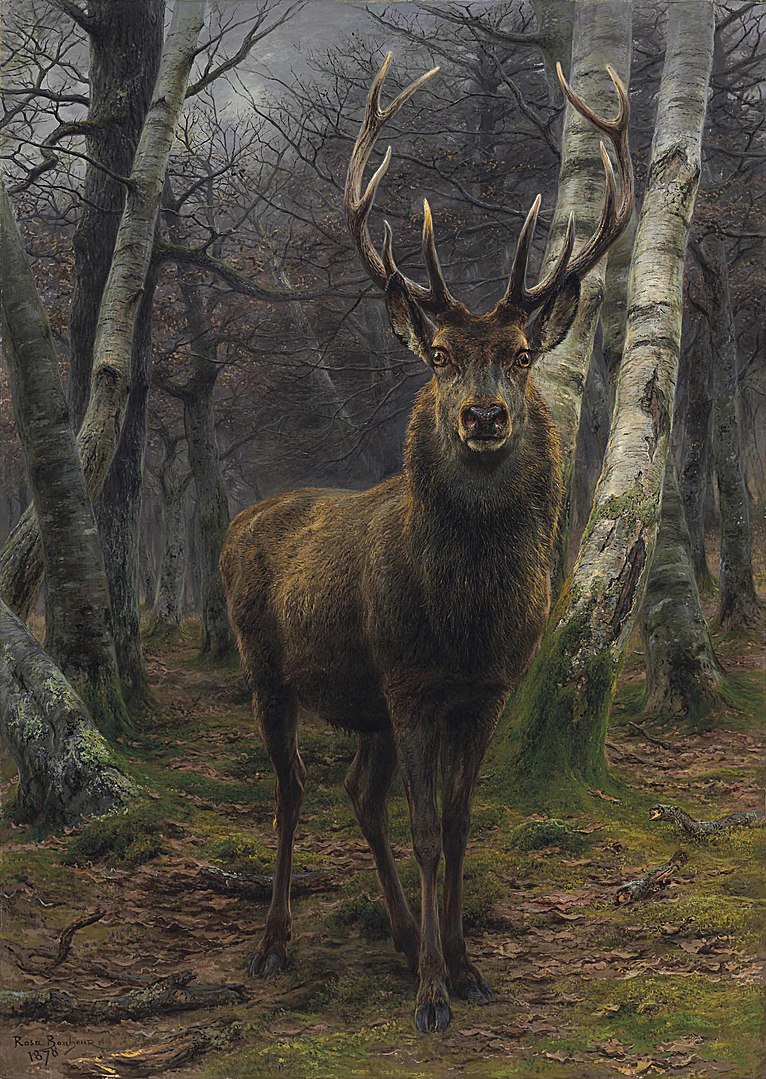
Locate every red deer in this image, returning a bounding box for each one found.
[221,55,632,1032]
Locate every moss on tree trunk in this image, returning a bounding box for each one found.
[641,459,726,727]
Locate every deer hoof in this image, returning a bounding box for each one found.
[455,976,495,1004]
[249,945,286,979]
[414,987,451,1033]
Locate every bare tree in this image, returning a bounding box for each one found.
[498,0,715,802]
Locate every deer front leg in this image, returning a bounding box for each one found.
[392,714,450,1033]
[441,719,496,1004]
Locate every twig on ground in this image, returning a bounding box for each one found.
[615,850,688,904]
[628,722,678,751]
[47,909,104,972]
[606,740,656,766]
[649,804,765,838]
[64,1020,243,1077]
[197,864,335,900]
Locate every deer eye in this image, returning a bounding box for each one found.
[515,349,532,369]
[431,347,449,368]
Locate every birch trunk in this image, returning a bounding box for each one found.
[0,0,209,619]
[641,459,725,726]
[532,0,632,578]
[497,0,715,805]
[0,184,129,739]
[697,235,762,630]
[0,599,132,826]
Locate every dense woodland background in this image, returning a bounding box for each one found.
[0,2,764,1077]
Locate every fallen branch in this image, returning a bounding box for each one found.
[606,740,656,766]
[649,804,765,838]
[0,972,247,1023]
[628,721,679,751]
[64,1020,242,1078]
[197,864,335,900]
[616,850,688,904]
[47,909,104,972]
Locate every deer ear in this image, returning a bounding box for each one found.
[385,273,436,361]
[527,275,581,356]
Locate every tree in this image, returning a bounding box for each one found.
[0,183,128,737]
[532,0,632,577]
[0,0,209,620]
[496,0,715,806]
[0,597,132,826]
[0,0,209,824]
[697,234,762,630]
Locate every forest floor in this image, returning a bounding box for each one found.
[0,595,764,1079]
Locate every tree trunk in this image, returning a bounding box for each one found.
[67,0,163,426]
[532,0,632,580]
[698,235,762,630]
[601,208,638,406]
[677,321,715,593]
[67,1,164,709]
[149,440,188,634]
[0,0,209,619]
[183,385,234,658]
[530,0,575,104]
[496,0,714,806]
[0,184,128,739]
[0,598,132,826]
[641,458,725,726]
[95,274,156,708]
[139,532,157,607]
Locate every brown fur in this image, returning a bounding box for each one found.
[221,302,565,1031]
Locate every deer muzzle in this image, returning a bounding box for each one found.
[459,403,511,451]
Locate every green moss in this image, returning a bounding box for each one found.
[200,1021,407,1079]
[509,818,589,853]
[65,803,170,866]
[202,832,273,874]
[492,593,620,810]
[573,975,761,1069]
[581,485,660,546]
[327,892,391,940]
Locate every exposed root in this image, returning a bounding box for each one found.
[64,1020,242,1077]
[649,804,764,838]
[0,972,247,1023]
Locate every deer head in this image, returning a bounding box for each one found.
[345,54,633,459]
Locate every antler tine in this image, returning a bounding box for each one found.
[345,53,453,313]
[527,212,577,301]
[494,62,633,318]
[422,199,455,309]
[382,220,397,277]
[502,194,541,309]
[553,60,633,282]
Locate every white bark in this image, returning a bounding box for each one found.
[534,0,632,462]
[503,0,715,797]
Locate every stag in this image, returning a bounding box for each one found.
[221,54,632,1032]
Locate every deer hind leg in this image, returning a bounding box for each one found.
[345,731,420,972]
[441,719,496,1004]
[250,687,305,978]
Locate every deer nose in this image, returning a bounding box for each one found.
[461,403,509,436]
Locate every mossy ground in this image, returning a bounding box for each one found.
[0,598,763,1079]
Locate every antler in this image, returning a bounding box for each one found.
[496,61,633,316]
[345,53,461,315]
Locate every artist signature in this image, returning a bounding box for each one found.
[9,1032,103,1068]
